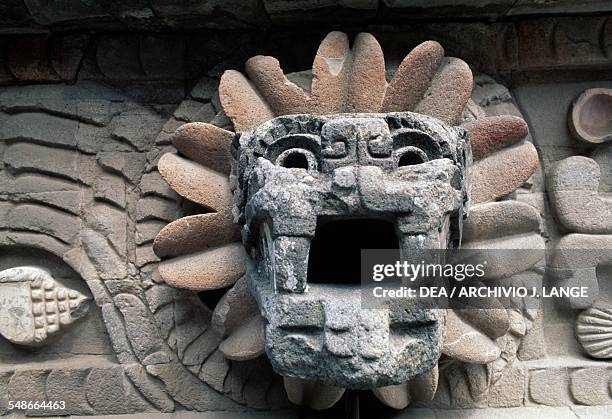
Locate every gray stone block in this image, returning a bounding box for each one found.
[529,368,570,406]
[46,368,93,415]
[145,362,244,411]
[81,228,127,280]
[570,368,612,406]
[0,113,78,147]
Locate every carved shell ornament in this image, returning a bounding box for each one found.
[0,266,89,347]
[154,32,543,409]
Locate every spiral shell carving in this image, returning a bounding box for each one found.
[0,266,89,347]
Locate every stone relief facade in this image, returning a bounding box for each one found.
[0,14,610,418]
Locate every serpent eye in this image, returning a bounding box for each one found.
[395,146,429,168]
[276,148,318,171]
[392,128,441,168]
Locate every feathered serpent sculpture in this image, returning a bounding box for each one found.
[153,32,543,410]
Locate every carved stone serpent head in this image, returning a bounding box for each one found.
[154,31,542,409]
[234,112,470,388]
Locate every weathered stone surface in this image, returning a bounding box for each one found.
[508,0,612,15]
[140,34,185,79]
[0,83,120,126]
[414,57,473,125]
[212,275,259,337]
[182,328,222,368]
[463,201,540,242]
[373,366,438,409]
[244,57,309,115]
[410,366,439,403]
[97,152,147,184]
[461,233,545,279]
[516,17,610,70]
[591,145,612,191]
[0,266,89,347]
[472,142,539,203]
[373,382,413,410]
[4,142,81,183]
[136,220,166,245]
[529,369,570,406]
[0,112,78,147]
[4,174,81,215]
[568,88,612,144]
[7,370,48,415]
[549,234,612,309]
[150,0,268,30]
[158,243,246,291]
[96,35,142,80]
[81,228,127,280]
[46,368,93,415]
[382,0,515,18]
[140,171,178,200]
[308,31,352,115]
[8,204,79,244]
[135,196,178,223]
[113,293,166,362]
[155,117,184,146]
[191,76,218,101]
[575,306,612,359]
[443,310,501,364]
[85,367,149,414]
[549,156,612,234]
[173,100,215,123]
[93,172,126,208]
[145,362,243,411]
[233,112,466,389]
[101,303,136,363]
[172,122,234,175]
[283,376,345,411]
[345,32,386,113]
[157,153,233,214]
[198,349,230,392]
[463,116,529,160]
[112,108,165,151]
[517,308,545,361]
[570,367,611,405]
[98,1,163,30]
[219,69,274,131]
[124,364,175,412]
[219,315,265,361]
[382,40,444,113]
[487,367,525,408]
[454,307,509,340]
[7,37,60,81]
[169,297,210,358]
[136,244,160,268]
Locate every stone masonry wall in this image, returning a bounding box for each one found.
[0,15,611,416]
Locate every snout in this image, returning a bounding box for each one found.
[260,287,443,389]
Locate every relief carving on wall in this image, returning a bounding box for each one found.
[549,87,612,360]
[153,31,543,409]
[0,266,89,347]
